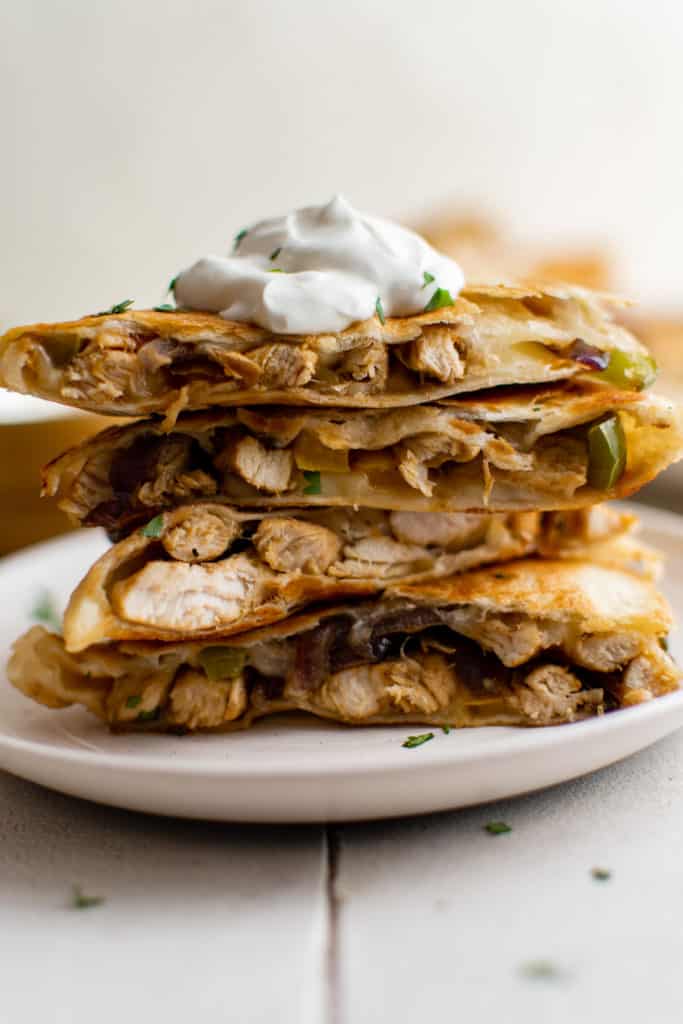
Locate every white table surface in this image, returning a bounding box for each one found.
[1,726,682,1023]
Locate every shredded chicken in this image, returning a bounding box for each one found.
[249,343,318,388]
[107,669,174,723]
[508,665,604,724]
[400,328,465,383]
[8,620,678,732]
[253,517,341,574]
[168,669,248,729]
[337,341,389,390]
[505,435,587,498]
[315,656,455,720]
[330,536,433,578]
[444,610,564,667]
[385,654,455,714]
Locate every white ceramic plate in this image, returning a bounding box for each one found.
[0,504,682,823]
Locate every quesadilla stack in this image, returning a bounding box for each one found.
[2,203,682,734]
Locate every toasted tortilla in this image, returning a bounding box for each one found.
[0,284,647,415]
[9,554,678,732]
[61,502,643,651]
[44,384,683,528]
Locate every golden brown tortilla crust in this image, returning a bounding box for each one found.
[61,502,639,651]
[0,283,647,415]
[41,384,683,520]
[8,553,679,733]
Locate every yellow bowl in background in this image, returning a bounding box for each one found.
[0,394,113,555]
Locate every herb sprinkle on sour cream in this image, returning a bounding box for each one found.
[173,195,465,334]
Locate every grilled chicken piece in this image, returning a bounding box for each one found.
[222,435,294,493]
[567,632,642,672]
[162,508,240,562]
[443,610,564,668]
[400,328,465,383]
[111,555,262,632]
[508,665,603,725]
[9,555,680,733]
[317,654,455,720]
[389,511,489,549]
[253,517,341,574]
[168,669,248,729]
[249,343,317,388]
[59,503,652,651]
[337,341,389,389]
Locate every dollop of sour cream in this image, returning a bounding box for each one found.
[173,195,465,334]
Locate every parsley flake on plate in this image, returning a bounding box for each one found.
[422,271,435,288]
[591,867,611,881]
[153,303,175,313]
[485,821,512,835]
[270,247,282,261]
[402,732,434,749]
[168,276,178,294]
[31,591,61,632]
[71,885,104,910]
[375,296,386,325]
[519,960,561,981]
[140,515,164,538]
[125,695,142,709]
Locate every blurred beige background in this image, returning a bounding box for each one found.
[2,0,683,330]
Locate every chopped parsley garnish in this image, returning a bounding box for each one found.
[485,821,512,835]
[140,515,164,538]
[375,296,386,325]
[442,725,451,734]
[153,303,175,313]
[71,885,104,910]
[31,591,61,632]
[137,708,160,722]
[422,271,435,288]
[233,228,248,250]
[519,960,560,980]
[269,268,285,273]
[591,867,611,881]
[168,276,178,294]
[423,287,455,314]
[402,732,434,749]
[270,247,282,261]
[303,470,322,495]
[125,695,142,709]
[94,299,134,317]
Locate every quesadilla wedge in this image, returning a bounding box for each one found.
[0,285,655,416]
[44,384,683,531]
[61,503,645,652]
[10,556,678,732]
